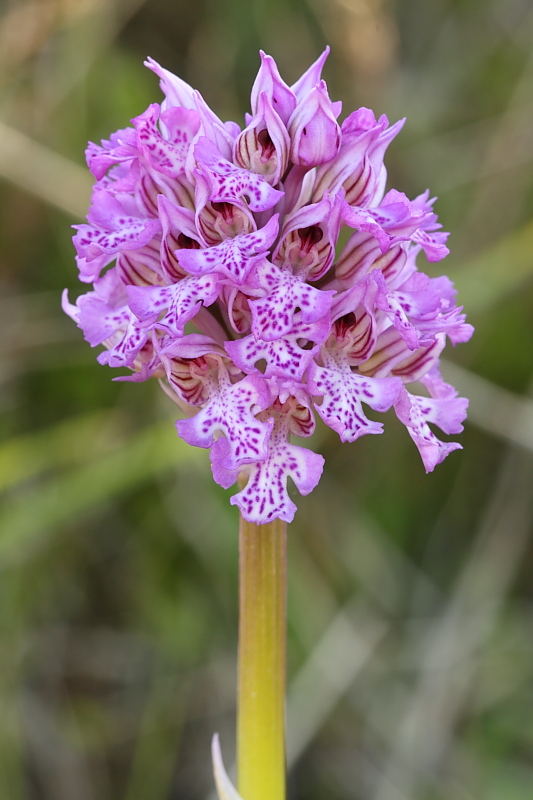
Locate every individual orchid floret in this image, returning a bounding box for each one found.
[234,92,290,185]
[127,271,220,337]
[246,258,335,341]
[273,193,342,279]
[86,127,137,180]
[395,386,467,472]
[288,80,341,167]
[312,110,405,205]
[132,103,201,179]
[157,334,229,406]
[250,51,297,124]
[226,315,331,381]
[157,195,202,281]
[176,365,273,471]
[145,57,235,160]
[62,268,156,372]
[73,188,161,262]
[177,214,279,284]
[194,137,284,212]
[194,170,257,245]
[225,400,325,524]
[308,350,402,443]
[65,47,472,524]
[341,190,437,256]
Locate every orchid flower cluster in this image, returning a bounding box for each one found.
[64,49,473,525]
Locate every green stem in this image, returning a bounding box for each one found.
[237,514,287,800]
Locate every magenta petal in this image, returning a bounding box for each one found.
[159,332,225,360]
[86,127,136,180]
[341,191,437,255]
[144,57,197,109]
[77,296,130,347]
[210,437,241,489]
[97,315,151,368]
[273,194,342,280]
[233,93,290,185]
[411,229,450,261]
[76,251,115,283]
[74,190,161,260]
[410,392,468,435]
[158,195,201,281]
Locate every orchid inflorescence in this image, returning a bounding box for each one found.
[64,48,473,525]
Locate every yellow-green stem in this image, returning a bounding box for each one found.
[237,514,287,800]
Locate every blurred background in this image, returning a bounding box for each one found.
[1,0,533,798]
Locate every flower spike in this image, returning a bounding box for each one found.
[65,47,472,524]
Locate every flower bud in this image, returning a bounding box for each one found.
[287,81,341,168]
[250,51,297,124]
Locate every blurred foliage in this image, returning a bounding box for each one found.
[1,0,533,798]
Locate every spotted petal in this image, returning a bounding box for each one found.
[230,414,324,524]
[226,316,330,380]
[178,215,279,284]
[372,270,442,350]
[248,261,334,341]
[308,353,402,442]
[341,190,432,254]
[127,274,220,337]
[63,268,129,346]
[74,190,161,261]
[132,103,200,178]
[97,314,151,368]
[411,228,450,262]
[395,387,465,472]
[194,137,283,212]
[176,372,272,469]
[86,127,136,180]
